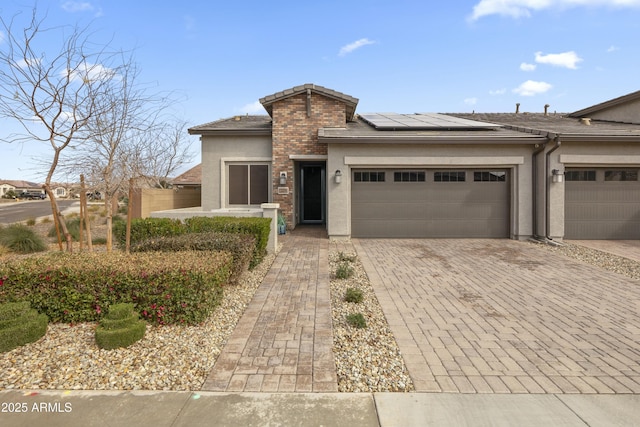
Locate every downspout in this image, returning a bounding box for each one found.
[545,135,561,240]
[531,142,546,239]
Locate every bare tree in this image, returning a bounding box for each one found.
[0,9,124,250]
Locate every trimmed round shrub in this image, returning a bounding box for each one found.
[95,303,146,350]
[0,301,48,352]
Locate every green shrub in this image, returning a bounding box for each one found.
[0,251,231,325]
[346,312,367,329]
[47,217,82,241]
[95,303,146,350]
[184,217,271,269]
[132,232,255,285]
[0,224,47,253]
[113,217,184,248]
[25,218,36,226]
[335,262,354,279]
[344,288,364,304]
[0,301,48,352]
[92,237,107,245]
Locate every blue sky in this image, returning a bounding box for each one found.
[1,0,639,181]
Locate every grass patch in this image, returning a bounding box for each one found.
[344,288,364,304]
[0,224,47,254]
[346,312,367,329]
[335,262,354,279]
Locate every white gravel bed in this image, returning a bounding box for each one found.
[529,240,640,280]
[329,243,415,392]
[0,249,278,391]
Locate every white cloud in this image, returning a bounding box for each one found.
[607,45,620,52]
[68,63,117,83]
[239,101,264,114]
[520,62,536,71]
[61,1,94,12]
[489,88,507,95]
[339,38,376,57]
[464,97,478,106]
[535,51,582,69]
[469,0,640,20]
[513,80,552,96]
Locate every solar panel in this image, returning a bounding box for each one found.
[359,113,501,130]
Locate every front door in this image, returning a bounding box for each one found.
[300,164,325,224]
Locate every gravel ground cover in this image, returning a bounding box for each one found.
[0,250,277,391]
[329,242,415,392]
[528,240,640,281]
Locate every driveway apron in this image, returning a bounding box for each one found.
[354,239,640,394]
[202,226,338,392]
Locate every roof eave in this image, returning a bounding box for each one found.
[319,135,547,145]
[188,128,272,136]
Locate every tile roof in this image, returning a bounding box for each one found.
[188,115,272,134]
[259,84,359,121]
[0,180,41,188]
[448,113,640,140]
[173,164,201,185]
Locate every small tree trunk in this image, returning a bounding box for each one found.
[44,184,72,252]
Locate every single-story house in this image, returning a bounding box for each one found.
[188,84,640,241]
[0,180,43,198]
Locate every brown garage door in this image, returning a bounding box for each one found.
[565,168,640,239]
[351,169,509,238]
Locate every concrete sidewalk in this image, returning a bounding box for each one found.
[1,390,639,426]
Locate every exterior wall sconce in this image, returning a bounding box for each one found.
[552,169,563,183]
[335,170,342,184]
[279,172,287,185]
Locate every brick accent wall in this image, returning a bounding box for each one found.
[271,92,347,228]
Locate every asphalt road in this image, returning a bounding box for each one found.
[0,200,77,224]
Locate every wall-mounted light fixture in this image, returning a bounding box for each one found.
[552,169,563,183]
[334,169,342,184]
[279,172,287,185]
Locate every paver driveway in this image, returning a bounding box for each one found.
[354,239,640,394]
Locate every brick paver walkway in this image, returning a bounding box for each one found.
[202,226,338,392]
[354,239,640,394]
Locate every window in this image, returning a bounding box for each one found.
[474,171,506,182]
[394,171,425,182]
[354,171,385,182]
[229,164,269,205]
[565,170,596,181]
[434,171,465,182]
[605,170,638,181]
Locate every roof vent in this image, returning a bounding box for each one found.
[544,104,550,116]
[580,118,591,126]
[515,103,520,114]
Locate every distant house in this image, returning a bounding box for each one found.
[186,84,640,240]
[0,180,42,198]
[172,164,202,190]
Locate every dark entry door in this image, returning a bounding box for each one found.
[300,164,325,223]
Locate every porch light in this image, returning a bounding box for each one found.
[552,169,563,183]
[335,170,342,184]
[279,172,287,185]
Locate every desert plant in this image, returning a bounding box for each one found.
[95,303,146,350]
[48,217,81,241]
[0,301,48,352]
[25,218,36,226]
[335,262,354,279]
[0,224,47,253]
[344,288,364,304]
[346,312,367,329]
[40,217,52,224]
[338,251,356,263]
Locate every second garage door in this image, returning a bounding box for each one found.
[565,168,640,239]
[351,169,509,238]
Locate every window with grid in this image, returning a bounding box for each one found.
[353,171,385,182]
[605,170,638,181]
[565,170,596,181]
[473,171,506,182]
[434,171,466,182]
[394,171,426,182]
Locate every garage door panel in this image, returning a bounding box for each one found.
[565,168,640,239]
[351,169,509,238]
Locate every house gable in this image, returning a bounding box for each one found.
[569,90,640,125]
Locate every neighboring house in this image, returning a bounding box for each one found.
[188,84,640,240]
[0,180,43,198]
[172,164,202,189]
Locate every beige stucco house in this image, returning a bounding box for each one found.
[188,84,640,240]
